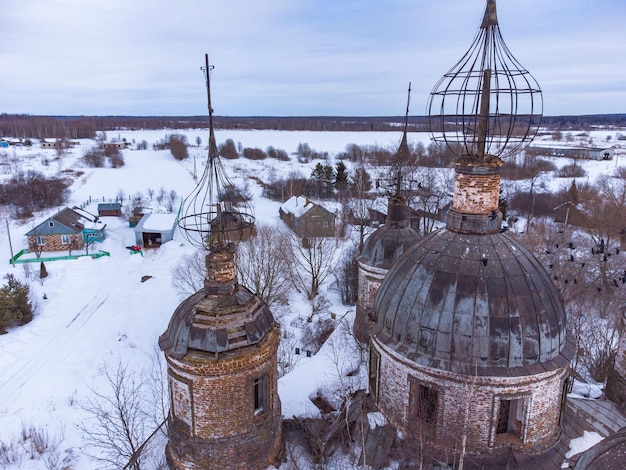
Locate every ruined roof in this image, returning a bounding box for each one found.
[158,283,275,359]
[373,228,572,375]
[280,195,333,218]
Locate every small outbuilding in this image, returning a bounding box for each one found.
[133,213,178,248]
[97,202,123,217]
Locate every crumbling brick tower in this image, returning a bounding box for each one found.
[369,0,574,462]
[159,54,282,469]
[159,247,282,469]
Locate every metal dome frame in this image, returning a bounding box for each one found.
[178,55,255,251]
[427,0,543,159]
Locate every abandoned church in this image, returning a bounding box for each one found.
[156,1,626,468]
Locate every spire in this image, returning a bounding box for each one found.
[178,54,255,253]
[480,0,498,29]
[427,0,542,161]
[427,0,542,234]
[390,83,412,196]
[386,83,412,228]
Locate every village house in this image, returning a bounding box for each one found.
[100,141,130,150]
[25,207,106,252]
[278,195,336,238]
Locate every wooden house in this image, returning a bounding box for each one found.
[279,195,336,238]
[97,202,122,217]
[25,207,107,252]
[133,213,178,248]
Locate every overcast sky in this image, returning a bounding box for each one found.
[1,0,624,117]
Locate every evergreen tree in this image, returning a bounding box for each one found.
[310,163,335,199]
[0,274,34,334]
[335,161,349,196]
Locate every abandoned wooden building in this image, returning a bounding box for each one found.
[279,195,336,238]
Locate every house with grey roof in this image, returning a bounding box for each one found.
[25,207,106,252]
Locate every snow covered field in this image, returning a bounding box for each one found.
[0,128,624,468]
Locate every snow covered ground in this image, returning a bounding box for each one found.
[0,127,624,468]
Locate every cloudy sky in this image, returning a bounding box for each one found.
[1,0,624,117]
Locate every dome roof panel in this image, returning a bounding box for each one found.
[373,229,572,374]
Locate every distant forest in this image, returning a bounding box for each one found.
[1,113,625,140]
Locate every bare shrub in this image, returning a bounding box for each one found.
[278,329,302,377]
[169,134,188,161]
[218,138,239,159]
[0,423,69,469]
[83,147,105,167]
[242,147,267,160]
[557,163,586,178]
[0,439,21,467]
[0,170,70,218]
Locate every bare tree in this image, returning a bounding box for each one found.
[286,232,338,300]
[515,216,623,382]
[170,250,206,298]
[235,225,291,308]
[77,361,151,470]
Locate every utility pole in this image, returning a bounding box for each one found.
[6,219,15,267]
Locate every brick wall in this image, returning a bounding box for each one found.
[165,326,282,470]
[354,261,387,342]
[452,161,502,215]
[27,233,83,252]
[371,337,569,456]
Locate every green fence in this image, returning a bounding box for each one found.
[9,249,110,265]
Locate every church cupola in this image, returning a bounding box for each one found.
[354,84,420,342]
[369,1,574,460]
[159,55,282,470]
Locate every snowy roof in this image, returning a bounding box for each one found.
[25,207,104,236]
[280,195,317,217]
[134,213,178,232]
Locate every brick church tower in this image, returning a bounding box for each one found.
[354,85,420,342]
[159,55,282,469]
[369,1,574,462]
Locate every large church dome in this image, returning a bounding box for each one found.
[373,228,571,374]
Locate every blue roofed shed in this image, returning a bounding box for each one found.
[98,202,122,217]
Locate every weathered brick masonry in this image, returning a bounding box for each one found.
[372,337,569,455]
[166,327,282,469]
